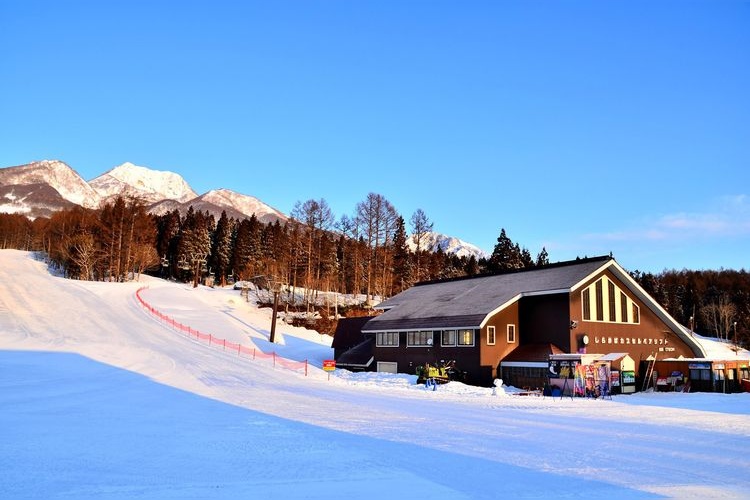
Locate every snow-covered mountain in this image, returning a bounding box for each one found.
[196,189,286,224]
[1,160,483,258]
[0,160,285,224]
[408,231,489,260]
[150,188,287,224]
[90,162,197,204]
[0,160,101,217]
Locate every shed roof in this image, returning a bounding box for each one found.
[502,343,566,363]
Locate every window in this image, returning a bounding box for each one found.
[632,303,640,323]
[487,326,496,345]
[581,277,640,325]
[507,324,516,343]
[441,330,456,346]
[595,280,604,321]
[407,331,432,347]
[457,329,474,346]
[582,288,591,321]
[376,332,399,347]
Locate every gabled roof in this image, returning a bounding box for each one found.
[363,256,611,332]
[361,255,707,357]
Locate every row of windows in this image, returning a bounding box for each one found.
[375,325,516,348]
[376,329,476,347]
[581,277,640,324]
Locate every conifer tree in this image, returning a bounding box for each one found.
[536,247,550,267]
[465,254,479,276]
[231,215,261,281]
[155,209,181,277]
[210,210,234,286]
[391,215,412,293]
[488,228,524,272]
[176,206,212,284]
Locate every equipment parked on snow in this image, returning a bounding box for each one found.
[415,360,466,385]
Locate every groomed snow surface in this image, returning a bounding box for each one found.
[1,250,748,499]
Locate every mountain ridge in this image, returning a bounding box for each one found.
[1,159,487,260]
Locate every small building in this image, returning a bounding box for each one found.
[359,256,706,387]
[596,352,636,394]
[649,357,750,393]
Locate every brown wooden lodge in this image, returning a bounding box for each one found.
[334,256,748,394]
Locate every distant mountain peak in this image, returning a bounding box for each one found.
[195,188,287,223]
[408,231,489,260]
[90,162,197,204]
[0,159,101,211]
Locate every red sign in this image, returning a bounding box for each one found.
[323,359,336,372]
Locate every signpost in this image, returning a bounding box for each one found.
[323,359,336,380]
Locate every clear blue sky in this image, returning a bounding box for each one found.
[1,0,748,273]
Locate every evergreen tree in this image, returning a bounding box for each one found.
[155,209,181,278]
[536,247,550,267]
[487,228,524,272]
[210,210,234,286]
[391,215,413,293]
[176,207,212,284]
[465,254,479,276]
[520,246,534,268]
[231,215,261,281]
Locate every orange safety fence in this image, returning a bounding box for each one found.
[135,287,309,376]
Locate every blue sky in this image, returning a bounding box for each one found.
[1,0,748,273]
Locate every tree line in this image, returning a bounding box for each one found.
[0,194,746,346]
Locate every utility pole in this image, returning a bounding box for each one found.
[269,279,282,343]
[269,287,280,343]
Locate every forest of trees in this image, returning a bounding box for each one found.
[0,194,746,347]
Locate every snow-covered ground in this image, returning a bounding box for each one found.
[1,249,748,499]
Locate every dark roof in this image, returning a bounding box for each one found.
[336,338,374,368]
[363,256,612,332]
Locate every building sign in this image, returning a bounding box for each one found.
[689,362,710,369]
